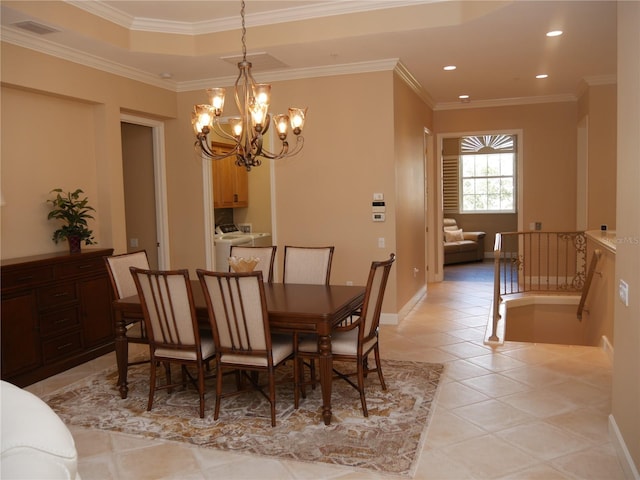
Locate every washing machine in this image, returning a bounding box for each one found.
[214,224,272,272]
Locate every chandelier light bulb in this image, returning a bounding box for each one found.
[274,114,289,138]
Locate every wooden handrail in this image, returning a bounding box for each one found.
[577,249,602,321]
[489,233,503,341]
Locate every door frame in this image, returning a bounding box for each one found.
[119,113,170,269]
[435,129,524,279]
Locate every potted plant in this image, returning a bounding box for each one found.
[47,188,96,254]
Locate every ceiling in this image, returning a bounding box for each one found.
[0,1,618,108]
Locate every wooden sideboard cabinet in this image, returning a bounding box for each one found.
[1,248,115,387]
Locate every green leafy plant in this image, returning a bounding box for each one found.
[47,188,96,245]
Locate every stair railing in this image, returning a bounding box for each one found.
[490,231,588,342]
[576,249,602,320]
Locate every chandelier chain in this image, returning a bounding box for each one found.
[240,0,247,61]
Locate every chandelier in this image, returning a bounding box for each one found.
[191,0,307,171]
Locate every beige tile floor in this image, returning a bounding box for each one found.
[25,261,626,479]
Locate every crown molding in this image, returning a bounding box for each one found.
[394,62,434,108]
[434,93,578,111]
[67,0,435,35]
[178,59,401,92]
[0,29,176,91]
[584,74,617,86]
[2,29,400,93]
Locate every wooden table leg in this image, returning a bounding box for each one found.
[318,333,333,425]
[114,311,129,399]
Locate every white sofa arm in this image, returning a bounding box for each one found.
[1,381,80,480]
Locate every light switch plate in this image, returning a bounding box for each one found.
[619,279,629,307]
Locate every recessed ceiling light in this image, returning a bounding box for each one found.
[536,74,548,79]
[459,94,469,99]
[159,72,173,79]
[443,65,457,71]
[546,30,563,37]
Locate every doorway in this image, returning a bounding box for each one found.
[119,114,170,269]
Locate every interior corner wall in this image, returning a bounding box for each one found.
[434,102,579,232]
[393,73,433,312]
[611,0,640,475]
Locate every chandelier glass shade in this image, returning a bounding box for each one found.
[191,1,307,171]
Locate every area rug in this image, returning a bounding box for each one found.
[44,359,444,477]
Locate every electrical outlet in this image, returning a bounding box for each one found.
[378,237,385,248]
[535,222,542,231]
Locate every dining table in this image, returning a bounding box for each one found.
[112,281,366,426]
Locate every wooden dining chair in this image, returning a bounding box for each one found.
[229,245,277,283]
[196,269,296,427]
[104,250,150,365]
[130,267,216,418]
[296,253,396,416]
[283,246,334,285]
[283,245,334,396]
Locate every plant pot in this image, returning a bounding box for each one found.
[68,235,82,254]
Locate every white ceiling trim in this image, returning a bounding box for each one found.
[1,28,404,96]
[0,28,176,91]
[178,58,401,92]
[66,0,437,35]
[394,62,434,108]
[434,93,578,111]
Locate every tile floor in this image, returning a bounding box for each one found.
[25,261,627,479]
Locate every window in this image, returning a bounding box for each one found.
[442,134,516,213]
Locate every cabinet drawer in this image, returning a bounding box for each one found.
[37,283,78,310]
[40,306,80,335]
[57,257,105,279]
[2,267,54,289]
[42,331,83,362]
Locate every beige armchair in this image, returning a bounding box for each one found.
[443,218,486,265]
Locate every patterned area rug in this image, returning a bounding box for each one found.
[44,359,444,477]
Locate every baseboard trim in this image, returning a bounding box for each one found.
[381,285,426,326]
[609,414,640,480]
[602,335,614,363]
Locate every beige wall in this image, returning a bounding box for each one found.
[271,71,399,306]
[393,74,433,309]
[578,83,618,230]
[121,123,158,268]
[0,43,176,260]
[435,102,579,233]
[611,1,640,474]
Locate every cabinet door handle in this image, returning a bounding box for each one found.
[57,342,73,350]
[78,264,93,269]
[54,317,71,325]
[18,275,34,282]
[53,292,70,298]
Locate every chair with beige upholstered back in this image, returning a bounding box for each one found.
[130,267,216,418]
[297,253,396,416]
[104,250,150,364]
[229,245,277,283]
[283,246,334,285]
[197,269,296,427]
